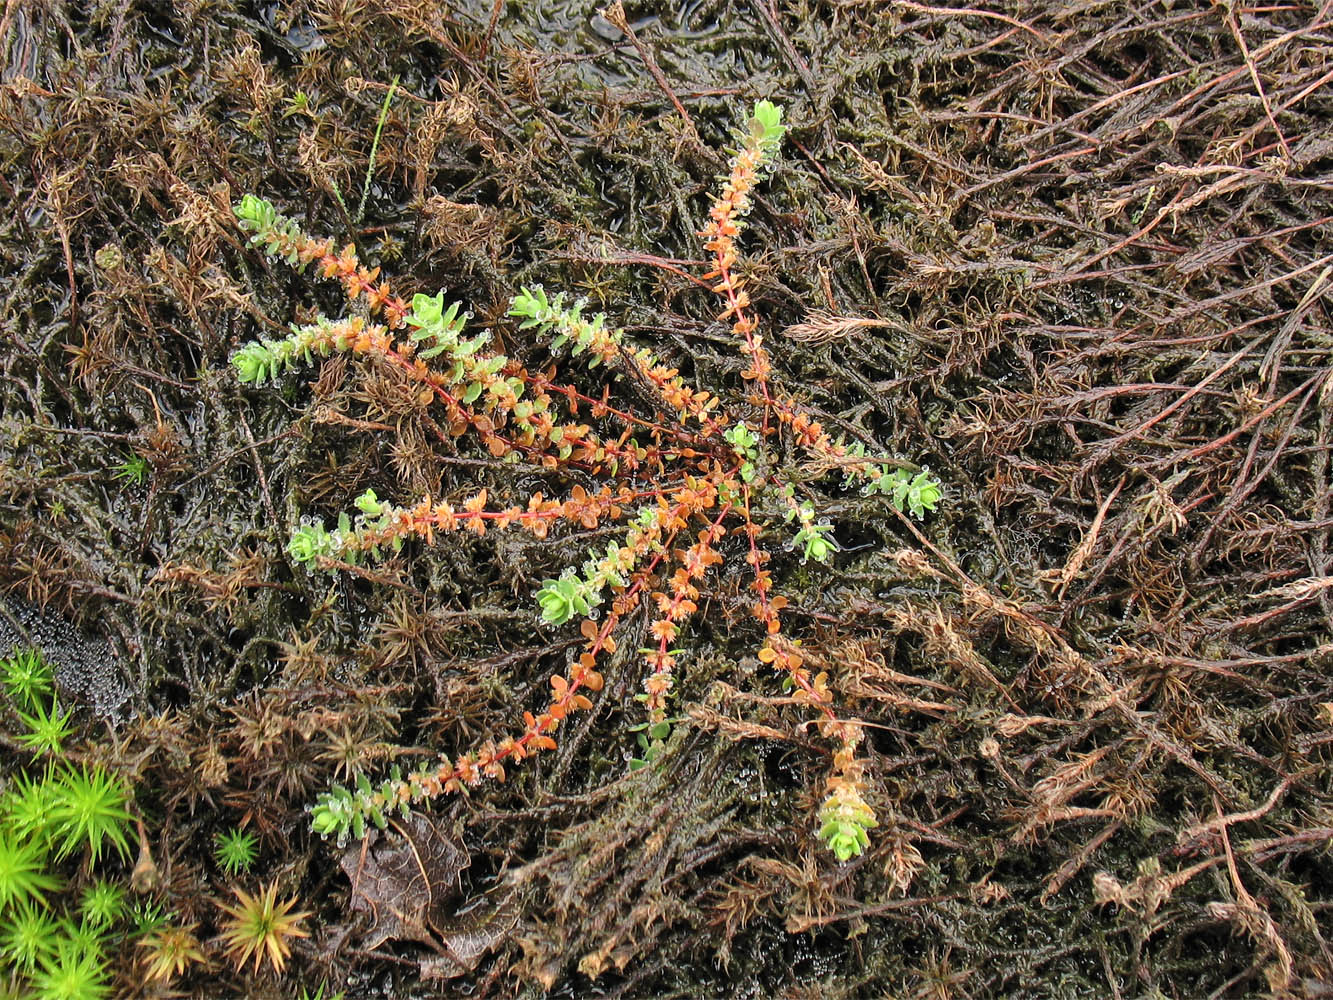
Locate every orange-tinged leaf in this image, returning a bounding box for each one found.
[651,620,679,642]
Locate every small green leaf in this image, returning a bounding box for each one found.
[749,100,786,153]
[408,291,445,328]
[354,489,382,516]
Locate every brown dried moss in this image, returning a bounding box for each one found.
[2,1,1331,996]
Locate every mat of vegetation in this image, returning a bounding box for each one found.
[2,1,1332,997]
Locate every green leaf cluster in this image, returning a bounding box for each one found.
[6,650,72,757]
[214,827,259,877]
[406,290,482,361]
[235,194,307,265]
[23,765,134,867]
[723,422,758,452]
[288,492,412,568]
[110,453,150,488]
[748,99,786,158]
[231,318,344,385]
[0,648,137,999]
[1,647,53,714]
[837,444,943,518]
[509,285,622,367]
[287,517,342,565]
[234,192,279,235]
[626,719,677,771]
[310,767,411,845]
[522,510,661,625]
[1,900,59,973]
[817,791,878,863]
[723,422,762,483]
[78,881,126,929]
[536,570,597,626]
[0,829,59,910]
[4,770,125,875]
[783,497,838,564]
[791,519,838,564]
[25,933,112,1000]
[16,696,73,757]
[404,291,523,406]
[862,467,942,519]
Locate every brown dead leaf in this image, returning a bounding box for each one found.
[340,813,470,951]
[340,813,519,978]
[421,881,522,980]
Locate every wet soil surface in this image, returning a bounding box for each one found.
[2,1,1332,997]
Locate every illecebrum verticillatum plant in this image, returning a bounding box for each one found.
[229,101,941,862]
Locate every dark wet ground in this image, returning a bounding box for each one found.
[2,2,1332,996]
